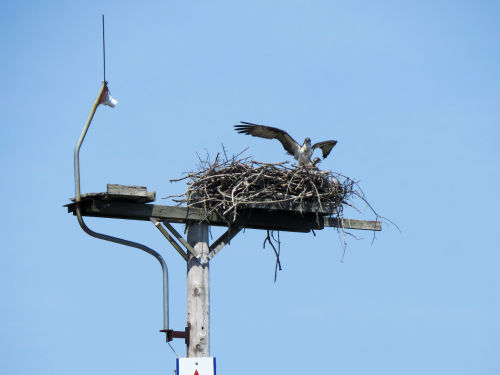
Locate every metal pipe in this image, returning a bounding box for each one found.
[75,209,169,331]
[74,81,106,201]
[73,82,169,331]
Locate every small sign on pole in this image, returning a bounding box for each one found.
[176,357,216,375]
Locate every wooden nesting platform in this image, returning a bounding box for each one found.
[67,184,381,233]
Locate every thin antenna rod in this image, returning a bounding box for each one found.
[102,14,106,82]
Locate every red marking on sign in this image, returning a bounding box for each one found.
[194,370,199,375]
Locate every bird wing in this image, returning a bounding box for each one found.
[312,140,337,159]
[234,121,300,156]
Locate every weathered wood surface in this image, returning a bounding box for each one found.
[243,201,337,215]
[106,184,156,203]
[186,223,210,357]
[324,217,381,231]
[67,195,381,232]
[68,198,319,232]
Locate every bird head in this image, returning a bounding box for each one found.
[304,137,311,146]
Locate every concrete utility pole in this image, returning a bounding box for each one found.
[186,223,210,357]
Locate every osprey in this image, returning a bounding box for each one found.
[234,121,337,166]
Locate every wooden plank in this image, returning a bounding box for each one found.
[107,184,148,196]
[68,196,380,232]
[323,217,381,231]
[243,201,337,215]
[106,184,156,203]
[241,209,322,232]
[69,199,316,232]
[69,199,217,223]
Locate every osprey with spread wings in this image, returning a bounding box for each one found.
[234,122,337,166]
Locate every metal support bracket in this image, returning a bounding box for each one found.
[208,226,243,260]
[151,218,200,261]
[151,218,188,261]
[160,325,190,344]
[152,216,242,262]
[162,221,198,258]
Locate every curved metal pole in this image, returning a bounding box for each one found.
[75,209,169,331]
[74,81,106,201]
[73,82,169,332]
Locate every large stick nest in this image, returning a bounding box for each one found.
[168,152,357,223]
[167,151,388,280]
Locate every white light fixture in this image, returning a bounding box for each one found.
[101,90,118,107]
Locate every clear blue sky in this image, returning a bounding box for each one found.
[1,1,499,374]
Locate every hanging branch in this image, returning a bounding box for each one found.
[263,230,282,282]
